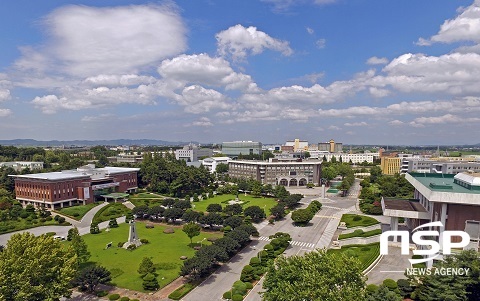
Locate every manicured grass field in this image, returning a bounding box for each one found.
[92,203,131,224]
[129,192,166,207]
[338,229,382,240]
[191,194,278,214]
[57,203,100,220]
[327,242,380,271]
[82,222,222,292]
[340,214,379,228]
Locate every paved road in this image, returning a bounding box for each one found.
[0,201,125,245]
[184,196,357,301]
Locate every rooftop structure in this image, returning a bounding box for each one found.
[221,141,262,157]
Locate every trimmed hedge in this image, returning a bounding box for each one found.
[338,229,382,240]
[168,283,196,300]
[108,294,120,300]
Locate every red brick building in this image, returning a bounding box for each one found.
[11,164,139,209]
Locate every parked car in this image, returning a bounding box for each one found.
[53,235,65,240]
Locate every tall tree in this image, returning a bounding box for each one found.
[74,265,111,293]
[70,226,91,264]
[182,222,201,244]
[0,232,78,300]
[138,257,156,277]
[262,249,365,301]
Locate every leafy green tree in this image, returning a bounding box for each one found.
[173,199,192,210]
[322,166,337,184]
[366,285,402,301]
[74,265,111,293]
[0,232,78,300]
[214,237,240,255]
[182,222,201,244]
[108,218,119,228]
[251,181,262,197]
[198,212,223,227]
[164,208,184,223]
[182,210,201,223]
[70,226,91,264]
[244,206,266,222]
[216,163,229,174]
[90,222,100,234]
[206,203,222,213]
[223,216,243,229]
[273,185,289,201]
[262,249,365,301]
[223,204,243,216]
[270,204,286,219]
[291,208,314,224]
[138,257,156,277]
[409,250,480,301]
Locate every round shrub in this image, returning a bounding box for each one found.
[232,294,244,301]
[223,291,232,299]
[120,297,130,301]
[117,242,125,248]
[352,215,362,222]
[127,244,137,251]
[20,211,29,219]
[140,238,149,244]
[96,291,108,297]
[249,257,260,267]
[383,278,398,290]
[245,282,253,289]
[57,216,65,224]
[40,218,46,222]
[72,212,80,217]
[366,284,378,293]
[46,216,53,221]
[108,294,120,300]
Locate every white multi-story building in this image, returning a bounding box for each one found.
[200,157,232,173]
[175,144,213,162]
[309,152,379,164]
[228,159,322,186]
[400,157,480,174]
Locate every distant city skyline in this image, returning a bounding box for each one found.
[0,0,479,145]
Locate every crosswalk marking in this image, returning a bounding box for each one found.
[322,205,353,211]
[257,237,315,249]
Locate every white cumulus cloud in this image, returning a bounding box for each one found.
[216,25,293,61]
[16,4,187,77]
[366,56,389,65]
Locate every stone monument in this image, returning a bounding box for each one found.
[123,220,142,249]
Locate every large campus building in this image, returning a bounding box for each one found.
[382,172,480,256]
[228,159,322,186]
[221,141,262,157]
[11,164,139,209]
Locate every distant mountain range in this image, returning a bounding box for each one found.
[0,139,200,147]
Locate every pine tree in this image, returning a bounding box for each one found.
[142,273,159,290]
[138,257,156,277]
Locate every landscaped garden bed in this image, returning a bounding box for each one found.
[340,214,379,228]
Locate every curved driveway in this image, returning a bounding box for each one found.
[0,201,127,245]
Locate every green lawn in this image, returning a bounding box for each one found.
[327,243,380,271]
[129,192,166,207]
[92,203,131,224]
[56,203,100,220]
[338,229,382,240]
[81,222,222,292]
[191,194,278,214]
[0,218,65,235]
[130,192,165,199]
[340,214,379,228]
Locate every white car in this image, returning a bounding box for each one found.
[53,235,65,240]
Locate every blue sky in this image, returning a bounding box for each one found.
[0,0,479,145]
